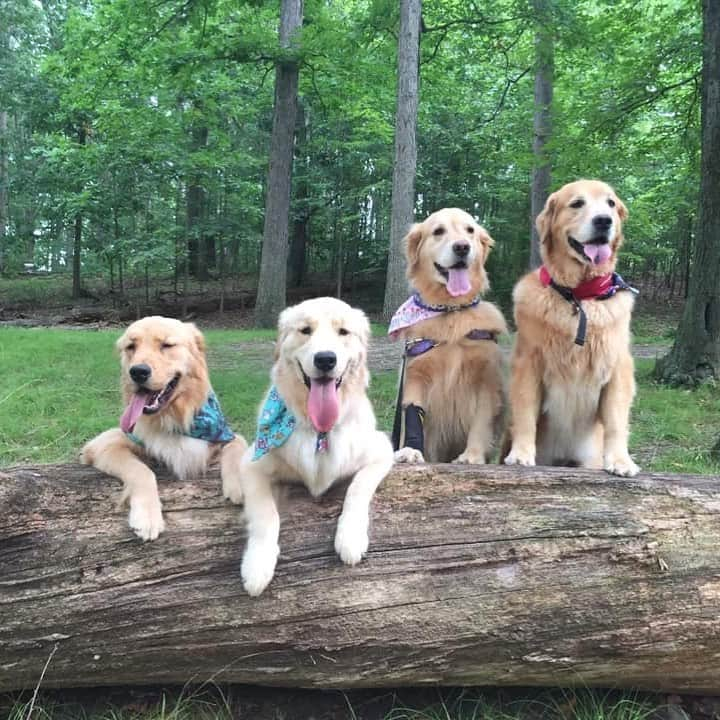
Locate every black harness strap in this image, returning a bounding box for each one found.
[548,280,588,347]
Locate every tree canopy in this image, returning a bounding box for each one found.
[0,0,703,310]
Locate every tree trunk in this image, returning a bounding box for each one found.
[382,0,421,322]
[288,99,309,288]
[187,125,209,281]
[3,463,720,693]
[656,0,720,385]
[254,0,304,327]
[529,0,553,270]
[0,110,8,273]
[71,125,86,299]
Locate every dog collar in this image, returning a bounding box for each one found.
[411,292,482,313]
[388,292,482,338]
[123,390,235,445]
[252,386,328,461]
[539,267,638,346]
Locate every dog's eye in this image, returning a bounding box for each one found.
[432,226,446,236]
[126,343,136,352]
[466,226,474,234]
[607,198,616,208]
[338,328,349,336]
[569,198,585,209]
[161,342,175,350]
[300,326,312,335]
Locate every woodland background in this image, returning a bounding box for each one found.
[0,0,704,316]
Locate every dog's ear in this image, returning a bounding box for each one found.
[404,222,424,274]
[350,307,370,349]
[615,196,628,222]
[476,224,495,260]
[274,307,293,361]
[185,322,206,355]
[536,192,558,246]
[115,331,128,354]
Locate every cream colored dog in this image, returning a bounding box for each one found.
[81,316,247,540]
[504,180,639,476]
[223,297,393,597]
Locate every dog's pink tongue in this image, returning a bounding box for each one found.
[584,243,612,265]
[120,393,147,433]
[447,267,471,297]
[307,379,339,433]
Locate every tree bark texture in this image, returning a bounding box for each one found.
[254,0,304,328]
[3,463,720,693]
[0,110,8,273]
[529,0,553,270]
[382,0,421,323]
[71,125,86,299]
[656,0,720,384]
[187,124,209,281]
[288,100,309,288]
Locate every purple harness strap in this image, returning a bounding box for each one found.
[391,329,498,450]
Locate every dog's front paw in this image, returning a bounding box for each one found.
[128,495,165,541]
[222,474,244,505]
[453,451,486,465]
[504,446,536,467]
[394,447,425,464]
[241,541,280,597]
[604,454,640,478]
[334,513,369,566]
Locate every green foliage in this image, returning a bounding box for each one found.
[0,0,703,303]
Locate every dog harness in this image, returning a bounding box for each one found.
[125,391,235,447]
[389,292,498,452]
[539,266,638,346]
[252,385,328,461]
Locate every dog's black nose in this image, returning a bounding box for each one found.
[129,363,152,384]
[453,242,470,258]
[313,351,337,373]
[592,214,613,232]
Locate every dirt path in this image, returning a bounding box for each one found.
[209,336,669,373]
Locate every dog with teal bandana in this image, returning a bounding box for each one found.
[81,316,248,541]
[223,298,393,597]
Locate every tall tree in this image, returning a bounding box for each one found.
[254,0,304,328]
[382,0,421,322]
[0,110,7,273]
[656,0,719,385]
[71,124,86,299]
[530,0,554,270]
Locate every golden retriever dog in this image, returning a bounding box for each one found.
[222,297,393,597]
[81,316,247,540]
[388,208,507,464]
[504,179,640,476]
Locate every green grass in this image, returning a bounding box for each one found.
[0,687,677,720]
[1,328,718,474]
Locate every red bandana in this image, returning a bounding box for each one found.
[539,266,613,300]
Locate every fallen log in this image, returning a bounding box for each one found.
[2,463,720,693]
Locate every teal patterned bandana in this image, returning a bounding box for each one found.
[252,385,329,460]
[125,390,234,446]
[253,386,297,460]
[188,391,235,443]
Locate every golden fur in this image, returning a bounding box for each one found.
[504,180,639,476]
[223,297,393,597]
[394,208,507,464]
[81,316,247,540]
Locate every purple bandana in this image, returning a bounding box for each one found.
[388,293,482,339]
